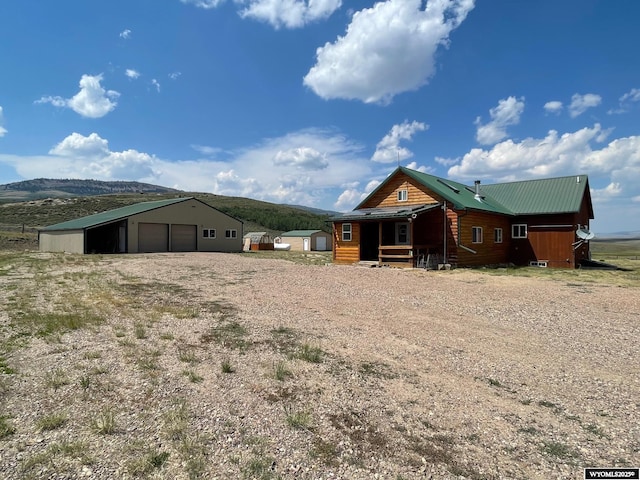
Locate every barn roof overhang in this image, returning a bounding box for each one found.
[331,203,440,222]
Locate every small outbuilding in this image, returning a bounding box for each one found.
[275,230,332,252]
[243,232,274,251]
[39,197,243,254]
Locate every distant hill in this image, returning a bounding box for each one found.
[594,231,640,241]
[0,179,332,235]
[285,204,339,217]
[0,178,179,200]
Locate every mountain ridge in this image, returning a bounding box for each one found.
[0,178,179,198]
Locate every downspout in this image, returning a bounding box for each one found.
[457,208,477,255]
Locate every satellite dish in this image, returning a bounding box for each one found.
[576,228,595,240]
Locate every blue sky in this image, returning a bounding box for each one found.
[1,0,639,234]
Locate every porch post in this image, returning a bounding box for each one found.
[378,222,382,263]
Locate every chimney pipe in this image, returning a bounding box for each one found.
[474,180,481,201]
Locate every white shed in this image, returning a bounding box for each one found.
[274,230,332,252]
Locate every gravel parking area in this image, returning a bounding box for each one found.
[0,252,638,479]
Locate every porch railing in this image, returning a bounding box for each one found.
[378,244,431,267]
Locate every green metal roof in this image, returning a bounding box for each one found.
[481,175,590,215]
[279,230,323,237]
[385,167,513,215]
[353,167,591,218]
[40,197,191,231]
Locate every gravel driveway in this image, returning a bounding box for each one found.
[0,252,638,479]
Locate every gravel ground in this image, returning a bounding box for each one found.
[0,251,638,479]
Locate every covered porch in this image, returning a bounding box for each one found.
[339,204,451,268]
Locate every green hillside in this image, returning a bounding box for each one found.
[0,192,332,238]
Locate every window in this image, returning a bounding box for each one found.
[395,222,410,245]
[494,228,503,243]
[202,228,216,239]
[342,223,352,242]
[512,224,527,239]
[472,226,483,244]
[397,189,408,202]
[225,229,237,239]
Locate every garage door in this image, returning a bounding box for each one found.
[316,236,327,251]
[138,223,169,252]
[171,224,197,252]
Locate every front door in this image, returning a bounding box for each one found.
[395,222,410,245]
[360,222,379,261]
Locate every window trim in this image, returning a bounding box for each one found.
[512,224,527,239]
[202,228,216,239]
[494,227,503,244]
[472,226,483,244]
[225,229,237,239]
[397,189,408,202]
[342,223,352,242]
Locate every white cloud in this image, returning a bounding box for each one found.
[568,93,601,118]
[303,0,475,104]
[0,129,371,209]
[125,69,141,79]
[619,88,640,104]
[475,96,525,145]
[151,79,161,92]
[544,101,563,114]
[608,88,640,114]
[36,74,119,118]
[180,0,224,8]
[180,0,340,28]
[447,124,640,230]
[450,123,609,181]
[207,128,369,205]
[239,0,342,29]
[371,120,428,163]
[0,106,7,137]
[273,147,328,170]
[191,144,223,156]
[334,178,380,209]
[119,29,132,39]
[49,132,109,158]
[169,72,182,80]
[46,132,158,179]
[405,161,432,173]
[435,156,458,166]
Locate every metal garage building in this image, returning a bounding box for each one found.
[39,197,243,254]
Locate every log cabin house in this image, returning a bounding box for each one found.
[331,166,594,269]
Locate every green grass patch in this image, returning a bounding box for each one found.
[273,361,292,381]
[182,369,204,383]
[0,355,16,374]
[285,406,313,430]
[0,415,16,439]
[221,360,235,374]
[242,250,332,266]
[201,321,248,350]
[36,412,68,431]
[242,455,279,480]
[44,369,70,391]
[91,407,117,435]
[540,440,579,459]
[14,311,105,337]
[292,343,324,363]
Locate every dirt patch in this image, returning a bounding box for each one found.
[0,252,638,479]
